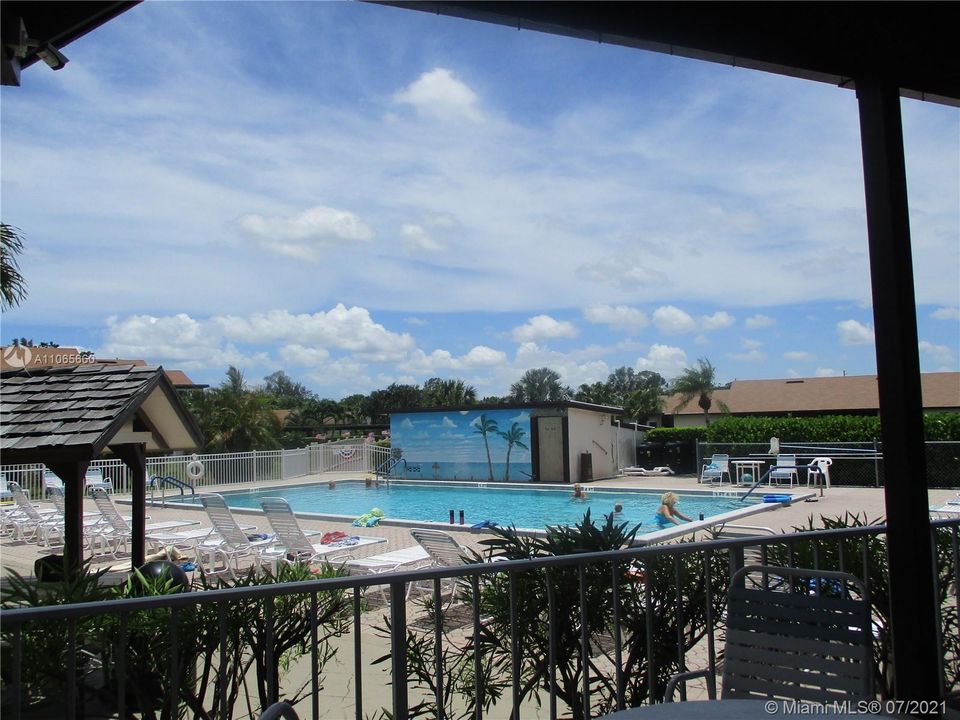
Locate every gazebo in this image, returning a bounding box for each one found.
[0,363,203,570]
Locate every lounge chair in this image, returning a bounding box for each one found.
[3,481,64,546]
[42,469,64,497]
[88,488,200,557]
[199,494,279,579]
[259,497,387,569]
[769,454,800,487]
[84,467,114,494]
[345,545,432,601]
[699,454,731,484]
[409,528,472,606]
[0,473,11,503]
[663,565,872,703]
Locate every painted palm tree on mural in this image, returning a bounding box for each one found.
[474,414,499,482]
[499,422,528,481]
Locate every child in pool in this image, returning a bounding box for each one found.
[654,492,691,527]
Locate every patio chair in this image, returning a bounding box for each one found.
[345,545,432,601]
[260,497,387,568]
[43,469,64,497]
[409,528,472,606]
[3,481,64,546]
[663,565,872,703]
[699,454,731,484]
[88,488,200,557]
[84,467,114,495]
[769,454,799,487]
[199,494,281,578]
[0,473,11,503]
[806,457,832,488]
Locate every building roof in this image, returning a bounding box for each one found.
[0,347,205,389]
[0,363,203,460]
[664,372,960,416]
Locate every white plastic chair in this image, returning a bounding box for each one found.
[700,454,731,484]
[769,454,799,487]
[806,457,832,488]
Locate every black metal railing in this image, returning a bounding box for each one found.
[1,519,957,720]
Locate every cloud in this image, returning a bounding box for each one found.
[816,368,839,377]
[280,344,331,366]
[783,351,815,361]
[919,340,956,366]
[404,317,428,326]
[745,314,776,329]
[729,349,766,362]
[576,259,668,290]
[837,319,875,346]
[583,304,648,334]
[700,311,735,330]
[741,339,764,350]
[931,307,960,321]
[236,205,374,261]
[635,344,688,378]
[401,223,444,252]
[652,305,697,334]
[393,68,481,122]
[399,345,507,373]
[511,315,578,342]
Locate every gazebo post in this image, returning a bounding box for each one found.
[112,443,148,568]
[46,460,90,575]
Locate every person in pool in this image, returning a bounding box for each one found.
[655,492,692,527]
[571,483,589,499]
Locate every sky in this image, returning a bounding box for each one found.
[1,1,958,400]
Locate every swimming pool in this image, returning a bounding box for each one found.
[182,480,763,531]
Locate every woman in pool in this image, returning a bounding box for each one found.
[571,483,588,499]
[655,492,692,527]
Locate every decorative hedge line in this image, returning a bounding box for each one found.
[646,413,960,443]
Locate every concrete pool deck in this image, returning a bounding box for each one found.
[2,471,956,579]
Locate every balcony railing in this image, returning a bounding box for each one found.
[1,518,957,719]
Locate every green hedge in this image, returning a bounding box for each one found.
[646,413,960,443]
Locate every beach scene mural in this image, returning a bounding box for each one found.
[390,409,533,482]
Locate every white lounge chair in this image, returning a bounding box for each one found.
[199,494,279,579]
[699,454,731,484]
[42,469,64,497]
[259,497,386,569]
[84,467,114,495]
[409,528,472,606]
[3,481,64,546]
[346,545,432,601]
[89,488,200,557]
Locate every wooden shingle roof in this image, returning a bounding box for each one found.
[1,363,203,459]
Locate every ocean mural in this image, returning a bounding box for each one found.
[390,408,534,482]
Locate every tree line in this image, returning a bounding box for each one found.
[181,359,726,453]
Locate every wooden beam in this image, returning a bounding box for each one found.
[45,460,90,575]
[109,442,147,568]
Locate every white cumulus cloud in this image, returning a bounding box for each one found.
[583,305,649,334]
[576,259,668,290]
[783,351,815,361]
[700,311,735,330]
[931,307,960,321]
[837,319,875,346]
[401,223,444,252]
[635,344,688,378]
[393,68,481,122]
[919,340,956,366]
[652,306,697,334]
[236,205,374,261]
[511,315,578,342]
[745,314,776,329]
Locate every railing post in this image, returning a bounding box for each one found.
[252,450,258,484]
[390,579,408,720]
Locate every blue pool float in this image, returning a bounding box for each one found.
[763,494,793,503]
[471,519,498,529]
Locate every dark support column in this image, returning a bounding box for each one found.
[48,460,90,575]
[111,443,147,568]
[856,77,940,701]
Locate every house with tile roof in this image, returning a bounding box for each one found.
[662,372,960,427]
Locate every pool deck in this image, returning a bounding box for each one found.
[2,471,956,579]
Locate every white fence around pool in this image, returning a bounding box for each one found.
[0,442,392,499]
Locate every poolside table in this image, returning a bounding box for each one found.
[731,459,765,485]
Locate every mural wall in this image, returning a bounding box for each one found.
[390,408,533,482]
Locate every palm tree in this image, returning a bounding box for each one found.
[422,377,477,406]
[670,358,729,425]
[498,422,528,481]
[509,367,570,402]
[474,414,499,482]
[1,223,28,310]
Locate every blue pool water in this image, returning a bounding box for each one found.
[189,481,758,530]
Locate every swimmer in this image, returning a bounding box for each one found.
[571,483,588,499]
[654,492,691,527]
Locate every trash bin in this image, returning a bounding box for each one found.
[580,452,593,481]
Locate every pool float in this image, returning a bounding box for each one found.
[352,507,385,527]
[471,519,498,529]
[762,494,793,503]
